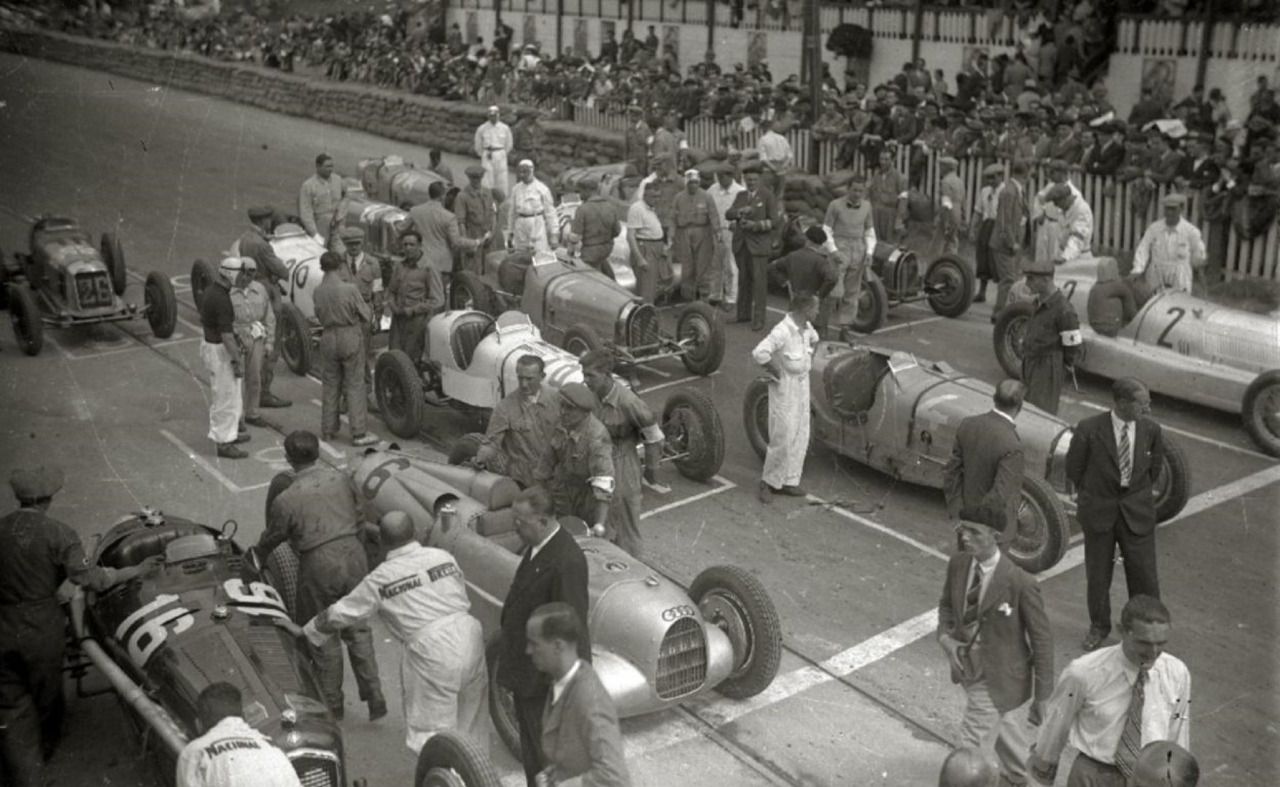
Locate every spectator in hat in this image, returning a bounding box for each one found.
[1048,120,1084,165]
[299,153,345,247]
[1132,194,1206,293]
[728,160,781,331]
[1128,87,1167,130]
[1148,134,1186,185]
[453,165,499,273]
[1086,123,1129,178]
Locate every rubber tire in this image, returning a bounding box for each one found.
[925,255,974,318]
[451,270,495,315]
[993,301,1036,380]
[849,271,888,334]
[485,642,522,759]
[447,433,485,466]
[144,271,178,339]
[677,300,726,376]
[190,258,217,308]
[1153,436,1191,522]
[376,349,425,439]
[662,389,725,482]
[1241,370,1280,458]
[742,377,772,461]
[276,302,313,376]
[561,323,604,358]
[415,730,501,787]
[8,283,43,356]
[1005,475,1070,574]
[101,231,127,297]
[263,544,300,621]
[690,565,783,700]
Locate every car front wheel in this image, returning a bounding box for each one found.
[485,643,522,759]
[144,271,177,339]
[1242,370,1280,458]
[375,349,425,439]
[276,303,313,375]
[677,301,725,375]
[1153,436,1191,521]
[691,565,783,700]
[661,389,724,482]
[849,271,888,334]
[8,283,43,356]
[925,255,975,318]
[993,301,1036,380]
[415,730,501,787]
[1005,476,1070,574]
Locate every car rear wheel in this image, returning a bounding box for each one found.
[924,255,974,318]
[677,301,725,376]
[190,258,217,308]
[661,389,724,482]
[277,302,313,375]
[691,565,782,700]
[376,349,425,439]
[1242,370,1280,458]
[101,231,127,297]
[415,730,501,787]
[144,271,178,339]
[993,301,1036,380]
[451,271,495,316]
[742,377,771,461]
[8,283,43,356]
[1005,476,1070,574]
[561,323,604,358]
[485,642,522,759]
[1154,436,1191,521]
[849,271,888,334]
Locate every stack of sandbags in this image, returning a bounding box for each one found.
[783,174,836,222]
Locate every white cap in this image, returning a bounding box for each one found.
[487,105,499,113]
[518,159,534,169]
[219,257,245,272]
[684,168,701,181]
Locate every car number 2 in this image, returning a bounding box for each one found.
[1156,306,1187,350]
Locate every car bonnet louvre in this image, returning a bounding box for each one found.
[627,303,660,348]
[246,621,304,696]
[655,617,707,700]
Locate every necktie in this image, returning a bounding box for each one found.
[1113,667,1149,779]
[962,564,983,629]
[1118,423,1132,487]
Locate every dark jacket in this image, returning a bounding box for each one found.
[942,411,1024,536]
[768,246,838,300]
[1084,140,1127,178]
[540,662,632,787]
[1066,412,1166,536]
[728,186,781,257]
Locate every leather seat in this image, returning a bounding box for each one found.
[824,348,890,420]
[100,522,207,569]
[450,313,494,369]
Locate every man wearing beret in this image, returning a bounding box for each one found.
[237,206,294,410]
[1,467,162,785]
[454,165,500,274]
[1131,194,1205,293]
[533,382,615,534]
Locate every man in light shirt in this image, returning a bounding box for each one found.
[1046,183,1094,265]
[756,117,793,196]
[474,105,514,197]
[507,160,558,253]
[1131,194,1206,293]
[823,178,876,338]
[299,153,345,247]
[1030,595,1191,786]
[708,163,745,310]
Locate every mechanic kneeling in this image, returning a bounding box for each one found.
[176,683,301,787]
[1,466,162,787]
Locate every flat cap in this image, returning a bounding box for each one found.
[247,206,275,221]
[219,256,246,272]
[1045,183,1074,202]
[1023,256,1055,276]
[465,164,486,178]
[339,226,365,241]
[741,160,763,174]
[938,156,959,168]
[983,163,1005,177]
[1162,193,1188,207]
[10,465,64,501]
[560,382,598,411]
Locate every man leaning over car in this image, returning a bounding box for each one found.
[237,206,293,409]
[476,354,562,488]
[199,257,251,459]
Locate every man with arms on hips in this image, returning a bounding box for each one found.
[475,105,513,197]
[528,603,631,787]
[1066,378,1166,652]
[229,256,274,431]
[508,160,558,253]
[823,176,877,341]
[626,181,673,305]
[708,162,744,310]
[937,518,1054,787]
[299,153,345,247]
[498,487,592,787]
[943,380,1025,537]
[671,168,723,304]
[767,225,838,338]
[1131,193,1206,293]
[236,206,293,409]
[288,511,488,753]
[176,684,300,787]
[313,251,378,447]
[199,257,250,458]
[752,293,820,503]
[533,383,615,535]
[1018,256,1082,415]
[1030,595,1190,786]
[476,354,563,488]
[388,229,444,367]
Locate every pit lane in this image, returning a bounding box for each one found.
[1,53,1276,786]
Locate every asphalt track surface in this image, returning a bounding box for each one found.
[1,53,1276,787]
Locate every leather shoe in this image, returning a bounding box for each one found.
[368,699,388,722]
[244,415,269,428]
[351,433,378,447]
[216,443,248,459]
[233,432,251,444]
[757,481,773,503]
[778,485,808,497]
[259,392,293,408]
[1080,628,1109,651]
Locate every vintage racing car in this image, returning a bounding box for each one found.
[2,217,177,356]
[358,155,455,209]
[350,447,783,758]
[995,255,1280,457]
[451,249,724,376]
[742,341,1191,572]
[374,309,725,481]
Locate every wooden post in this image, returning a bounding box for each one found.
[803,0,821,174]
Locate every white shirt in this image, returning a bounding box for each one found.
[966,549,1001,607]
[508,178,558,239]
[550,659,583,705]
[756,130,794,172]
[528,522,562,562]
[709,180,746,226]
[474,120,513,156]
[1035,645,1191,765]
[1131,217,1206,276]
[1058,196,1095,263]
[751,314,818,376]
[626,200,664,241]
[1110,411,1136,487]
[175,717,301,787]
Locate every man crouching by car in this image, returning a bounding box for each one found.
[176,683,301,787]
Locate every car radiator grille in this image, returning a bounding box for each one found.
[74,271,113,308]
[655,617,707,700]
[627,303,660,348]
[290,750,340,787]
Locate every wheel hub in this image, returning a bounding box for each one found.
[700,591,753,673]
[419,767,466,787]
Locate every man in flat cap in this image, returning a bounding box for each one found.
[299,153,345,247]
[1131,193,1205,293]
[508,160,558,254]
[454,165,500,274]
[672,168,723,304]
[533,382,615,535]
[1,467,162,784]
[474,105,513,197]
[937,156,967,255]
[1018,255,1081,415]
[237,206,293,410]
[567,175,621,279]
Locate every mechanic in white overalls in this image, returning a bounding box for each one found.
[474,105,513,198]
[298,511,489,754]
[176,683,301,787]
[1131,193,1206,293]
[751,293,820,502]
[506,160,558,253]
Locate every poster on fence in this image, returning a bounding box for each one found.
[575,19,589,58]
[600,19,615,52]
[465,12,477,46]
[663,26,679,61]
[1141,58,1177,108]
[749,31,768,67]
[523,15,538,51]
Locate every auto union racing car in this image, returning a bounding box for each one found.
[743,341,1191,572]
[374,309,725,479]
[450,249,724,376]
[2,216,177,356]
[349,447,783,758]
[994,255,1280,457]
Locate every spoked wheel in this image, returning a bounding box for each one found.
[849,273,888,334]
[1005,476,1070,574]
[450,271,495,315]
[485,643,521,759]
[676,301,725,375]
[993,301,1035,379]
[924,255,974,318]
[561,323,604,358]
[276,303,313,375]
[661,389,724,482]
[691,565,783,699]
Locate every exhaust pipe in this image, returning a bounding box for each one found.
[70,590,189,756]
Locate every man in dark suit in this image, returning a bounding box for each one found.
[728,161,782,331]
[1085,124,1128,178]
[938,519,1054,787]
[528,603,631,787]
[1066,377,1166,652]
[944,380,1026,539]
[497,486,591,786]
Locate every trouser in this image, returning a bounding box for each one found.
[872,202,901,244]
[241,338,265,421]
[201,340,243,445]
[298,539,383,714]
[831,238,868,330]
[0,601,66,787]
[718,228,737,303]
[260,284,282,397]
[938,212,962,255]
[390,313,428,367]
[959,681,1031,786]
[512,215,550,253]
[401,614,489,754]
[482,149,509,198]
[360,321,374,384]
[976,219,996,284]
[734,245,769,329]
[607,442,645,558]
[514,690,549,787]
[581,242,615,279]
[1066,753,1127,787]
[763,377,810,488]
[320,325,368,437]
[635,239,673,304]
[1144,261,1193,293]
[1022,352,1064,415]
[1083,516,1159,635]
[674,226,718,301]
[991,241,1023,315]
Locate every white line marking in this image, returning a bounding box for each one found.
[807,494,950,561]
[177,316,202,334]
[875,315,945,334]
[159,428,265,494]
[640,475,735,520]
[1063,395,1272,461]
[64,336,199,360]
[639,371,720,395]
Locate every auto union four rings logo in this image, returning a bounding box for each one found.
[661,605,697,622]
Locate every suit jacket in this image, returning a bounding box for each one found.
[1180,156,1221,190]
[728,186,781,257]
[942,411,1024,535]
[937,554,1054,712]
[408,201,467,274]
[1065,412,1166,536]
[498,526,591,698]
[541,663,632,787]
[1085,140,1127,178]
